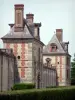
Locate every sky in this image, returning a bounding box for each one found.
[0,0,75,60]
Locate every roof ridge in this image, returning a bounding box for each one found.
[23,18,34,37]
[55,34,65,52]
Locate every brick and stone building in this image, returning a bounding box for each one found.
[43,29,71,86]
[1,4,45,88]
[1,4,67,90]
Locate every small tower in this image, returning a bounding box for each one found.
[43,29,71,86]
[1,4,44,87]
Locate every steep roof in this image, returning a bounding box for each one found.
[43,34,66,54]
[1,19,34,39]
[1,19,44,46]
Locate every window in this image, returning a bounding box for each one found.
[17,56,20,59]
[52,46,56,51]
[58,62,59,64]
[50,43,57,52]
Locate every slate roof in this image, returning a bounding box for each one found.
[43,34,69,54]
[1,19,34,39]
[60,42,69,50]
[1,19,44,46]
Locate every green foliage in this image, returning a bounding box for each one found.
[46,86,57,88]
[0,86,75,100]
[11,83,35,90]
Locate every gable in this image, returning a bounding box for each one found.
[43,34,65,54]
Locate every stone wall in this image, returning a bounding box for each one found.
[42,67,57,88]
[0,49,15,91]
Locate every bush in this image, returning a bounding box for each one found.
[11,83,35,90]
[0,86,75,100]
[46,86,57,88]
[71,79,75,85]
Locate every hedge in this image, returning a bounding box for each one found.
[71,79,75,85]
[46,86,57,88]
[0,86,75,100]
[11,83,35,90]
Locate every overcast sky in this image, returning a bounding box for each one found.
[0,0,75,60]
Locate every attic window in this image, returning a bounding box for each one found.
[52,46,55,51]
[50,43,57,52]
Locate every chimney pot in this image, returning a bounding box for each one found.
[26,13,34,24]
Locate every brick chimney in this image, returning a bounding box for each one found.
[14,4,24,32]
[26,13,34,24]
[56,29,63,42]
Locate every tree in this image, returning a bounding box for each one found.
[71,54,75,85]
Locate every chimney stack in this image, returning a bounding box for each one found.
[56,29,63,42]
[26,13,34,25]
[14,4,24,32]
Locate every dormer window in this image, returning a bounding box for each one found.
[50,43,57,52]
[52,46,56,51]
